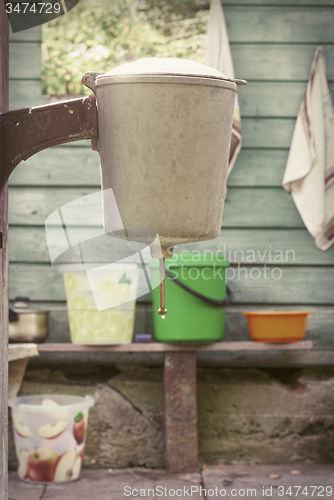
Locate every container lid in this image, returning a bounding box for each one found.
[103,58,246,84]
[9,394,95,411]
[57,262,139,273]
[11,308,49,315]
[14,296,30,308]
[11,296,49,315]
[83,58,246,90]
[149,252,229,268]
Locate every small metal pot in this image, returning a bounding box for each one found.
[9,297,49,343]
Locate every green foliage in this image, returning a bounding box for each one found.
[42,0,209,95]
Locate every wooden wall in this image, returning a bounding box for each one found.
[8,0,334,354]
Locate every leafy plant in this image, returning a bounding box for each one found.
[41,0,209,95]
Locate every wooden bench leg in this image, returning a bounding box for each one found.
[164,351,198,473]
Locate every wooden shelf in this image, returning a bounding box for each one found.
[37,340,313,353]
[8,343,38,362]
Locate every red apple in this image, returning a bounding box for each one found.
[27,448,59,482]
[73,412,86,444]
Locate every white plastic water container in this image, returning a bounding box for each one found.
[10,394,94,483]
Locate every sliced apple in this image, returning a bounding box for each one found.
[27,448,59,482]
[13,415,32,438]
[53,450,81,482]
[77,446,85,460]
[18,449,29,479]
[41,398,59,407]
[38,419,68,439]
[15,443,29,479]
[72,456,82,480]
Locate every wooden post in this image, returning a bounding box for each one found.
[164,351,198,473]
[0,3,9,499]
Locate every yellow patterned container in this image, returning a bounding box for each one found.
[58,263,138,345]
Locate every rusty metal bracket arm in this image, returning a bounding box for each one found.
[0,95,98,195]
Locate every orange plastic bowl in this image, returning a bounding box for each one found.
[242,311,312,343]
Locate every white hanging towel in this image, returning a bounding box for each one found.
[282,47,334,251]
[205,0,241,177]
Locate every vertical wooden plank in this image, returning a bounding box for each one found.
[164,352,198,473]
[0,2,9,499]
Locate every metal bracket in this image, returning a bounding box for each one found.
[0,95,98,195]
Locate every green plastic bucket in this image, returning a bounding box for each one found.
[149,252,231,343]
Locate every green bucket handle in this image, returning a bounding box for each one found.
[165,269,233,307]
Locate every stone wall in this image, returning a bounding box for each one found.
[8,364,334,471]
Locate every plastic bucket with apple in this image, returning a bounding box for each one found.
[9,394,95,483]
